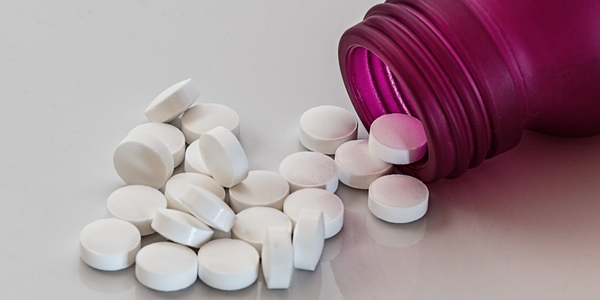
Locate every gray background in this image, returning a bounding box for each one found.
[2,1,600,299]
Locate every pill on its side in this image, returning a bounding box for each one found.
[144,78,199,123]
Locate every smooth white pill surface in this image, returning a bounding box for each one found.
[299,105,358,154]
[179,184,236,232]
[262,227,293,289]
[151,208,214,248]
[231,207,292,253]
[283,188,344,239]
[181,103,241,144]
[106,185,167,236]
[292,209,325,271]
[144,78,199,123]
[335,139,393,190]
[229,170,290,213]
[113,131,174,189]
[368,113,427,165]
[80,218,141,271]
[129,122,186,167]
[199,126,249,188]
[279,151,339,193]
[197,239,259,291]
[184,139,211,176]
[368,174,429,223]
[164,172,225,213]
[135,242,198,292]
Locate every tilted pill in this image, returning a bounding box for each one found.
[231,206,292,253]
[283,188,344,239]
[106,185,167,236]
[199,126,249,188]
[178,184,236,232]
[181,103,240,144]
[197,239,259,291]
[129,122,186,167]
[144,78,199,123]
[335,139,393,189]
[298,105,358,154]
[150,208,214,248]
[183,139,211,176]
[368,113,427,165]
[368,174,428,223]
[261,227,293,289]
[135,242,198,292]
[229,170,290,213]
[279,151,339,193]
[79,218,141,271]
[163,172,225,213]
[292,209,325,271]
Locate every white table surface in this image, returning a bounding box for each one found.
[2,1,600,299]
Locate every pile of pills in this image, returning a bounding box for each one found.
[79,78,430,292]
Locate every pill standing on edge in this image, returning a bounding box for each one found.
[144,78,199,123]
[262,227,293,289]
[129,122,186,167]
[184,139,211,176]
[231,206,292,253]
[335,139,393,190]
[283,188,344,239]
[106,185,167,236]
[279,151,339,193]
[368,113,428,165]
[199,126,249,188]
[178,184,237,232]
[368,174,429,223]
[80,218,141,271]
[181,103,241,144]
[135,242,198,292]
[163,172,226,213]
[197,239,259,291]
[150,208,214,248]
[229,170,290,213]
[298,105,358,154]
[292,209,325,271]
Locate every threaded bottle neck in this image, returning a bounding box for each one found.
[339,1,523,182]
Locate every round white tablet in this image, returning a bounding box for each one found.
[113,130,174,189]
[197,239,259,291]
[279,151,339,193]
[199,126,249,188]
[335,139,393,189]
[151,208,214,248]
[229,170,290,213]
[184,139,211,176]
[292,209,325,271]
[231,207,292,253]
[368,113,427,165]
[129,122,186,167]
[106,185,167,236]
[164,172,225,212]
[135,242,198,292]
[299,105,358,154]
[144,78,199,123]
[283,188,344,239]
[80,218,141,271]
[181,103,241,144]
[368,174,429,223]
[262,227,293,289]
[178,184,236,232]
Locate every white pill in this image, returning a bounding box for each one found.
[231,207,292,253]
[229,170,290,213]
[113,130,174,189]
[279,151,339,193]
[197,239,259,291]
[151,208,214,248]
[299,105,358,154]
[261,227,293,289]
[181,103,241,144]
[106,185,167,236]
[80,218,141,271]
[199,126,249,188]
[179,184,236,232]
[129,122,186,167]
[368,174,429,223]
[144,78,199,123]
[184,139,211,176]
[368,113,427,165]
[283,188,344,239]
[292,209,325,271]
[335,139,393,190]
[135,242,198,292]
[164,172,225,213]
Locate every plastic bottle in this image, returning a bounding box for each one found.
[338,0,600,182]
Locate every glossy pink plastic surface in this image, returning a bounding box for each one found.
[339,0,600,182]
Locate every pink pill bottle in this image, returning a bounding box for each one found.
[339,0,600,182]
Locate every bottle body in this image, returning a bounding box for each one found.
[339,0,600,182]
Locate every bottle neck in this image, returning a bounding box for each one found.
[339,1,524,182]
